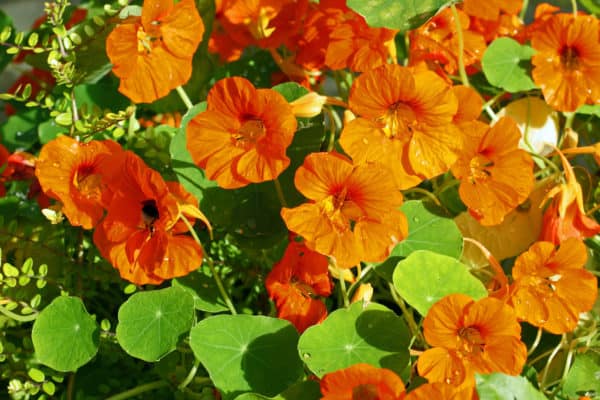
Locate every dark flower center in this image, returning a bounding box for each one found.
[352,383,379,400]
[560,46,580,70]
[141,199,159,230]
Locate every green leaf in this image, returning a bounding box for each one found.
[28,368,45,383]
[563,352,600,398]
[298,302,410,378]
[0,11,14,74]
[189,315,303,400]
[32,296,99,372]
[38,120,66,144]
[73,80,129,112]
[393,250,487,316]
[576,104,600,117]
[234,380,321,400]
[347,0,456,31]
[0,109,43,152]
[115,286,195,362]
[42,381,56,395]
[581,0,600,15]
[482,37,537,93]
[272,82,308,102]
[74,23,114,84]
[476,373,547,400]
[172,270,228,313]
[374,200,463,281]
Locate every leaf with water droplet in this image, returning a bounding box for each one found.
[476,373,547,400]
[115,286,194,362]
[32,296,99,372]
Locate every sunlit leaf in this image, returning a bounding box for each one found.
[482,37,537,93]
[476,373,547,400]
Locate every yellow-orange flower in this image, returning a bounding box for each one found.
[265,239,332,332]
[417,294,527,388]
[531,13,600,112]
[510,238,597,334]
[106,0,204,103]
[340,64,462,190]
[404,382,476,400]
[320,363,405,400]
[281,152,407,268]
[186,77,297,189]
[35,136,122,229]
[451,117,534,226]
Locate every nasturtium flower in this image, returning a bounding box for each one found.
[186,76,297,189]
[510,238,597,334]
[531,13,600,112]
[340,64,462,189]
[404,382,475,400]
[106,0,204,103]
[94,151,209,285]
[539,148,600,244]
[35,135,122,229]
[265,239,332,332]
[462,0,521,21]
[320,363,405,400]
[417,294,527,388]
[451,117,534,226]
[280,152,407,269]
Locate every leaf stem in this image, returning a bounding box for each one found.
[273,177,288,208]
[0,305,38,322]
[570,0,578,16]
[322,106,338,152]
[176,86,193,110]
[527,328,543,356]
[180,215,237,315]
[450,4,470,87]
[338,269,350,307]
[389,283,420,341]
[177,359,200,391]
[105,380,170,400]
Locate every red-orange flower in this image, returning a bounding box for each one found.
[531,13,600,112]
[509,238,597,334]
[94,151,208,285]
[280,152,407,268]
[320,363,405,400]
[106,0,204,103]
[265,239,332,332]
[186,77,297,189]
[462,0,521,21]
[451,118,534,226]
[417,294,527,388]
[539,148,600,243]
[340,64,462,189]
[404,382,476,400]
[35,136,122,229]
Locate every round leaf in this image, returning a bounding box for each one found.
[116,286,195,362]
[189,315,303,400]
[482,37,537,93]
[393,250,487,316]
[476,373,547,400]
[32,296,99,372]
[347,0,455,31]
[172,271,228,313]
[563,353,600,398]
[298,302,410,378]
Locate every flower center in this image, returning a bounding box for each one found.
[382,102,416,141]
[73,163,102,201]
[141,199,159,232]
[458,326,485,356]
[246,8,277,40]
[352,384,378,400]
[136,25,160,54]
[560,46,580,70]
[468,153,494,184]
[291,277,316,298]
[233,119,266,149]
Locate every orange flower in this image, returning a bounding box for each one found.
[265,239,332,332]
[320,363,405,400]
[531,13,600,112]
[94,151,208,285]
[539,148,600,243]
[340,64,462,189]
[409,8,487,75]
[106,0,204,103]
[186,77,297,189]
[509,238,597,334]
[404,382,476,400]
[462,0,521,21]
[35,136,122,229]
[280,152,407,268]
[417,294,527,388]
[451,117,534,226]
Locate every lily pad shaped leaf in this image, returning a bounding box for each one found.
[116,286,195,362]
[482,37,537,93]
[189,314,303,400]
[298,301,410,378]
[393,250,487,316]
[476,373,547,400]
[233,381,321,400]
[32,296,99,372]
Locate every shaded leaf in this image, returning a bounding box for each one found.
[563,352,600,398]
[476,373,547,400]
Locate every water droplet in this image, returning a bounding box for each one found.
[302,353,311,359]
[155,310,163,318]
[412,217,419,223]
[362,138,369,145]
[15,131,23,137]
[74,324,80,332]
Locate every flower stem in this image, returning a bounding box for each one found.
[570,0,578,16]
[541,335,566,388]
[105,381,169,400]
[450,4,470,87]
[389,283,420,340]
[323,106,338,152]
[0,305,38,322]
[527,328,543,356]
[274,177,288,208]
[176,86,193,110]
[519,0,529,21]
[177,359,201,391]
[338,269,350,307]
[180,215,237,315]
